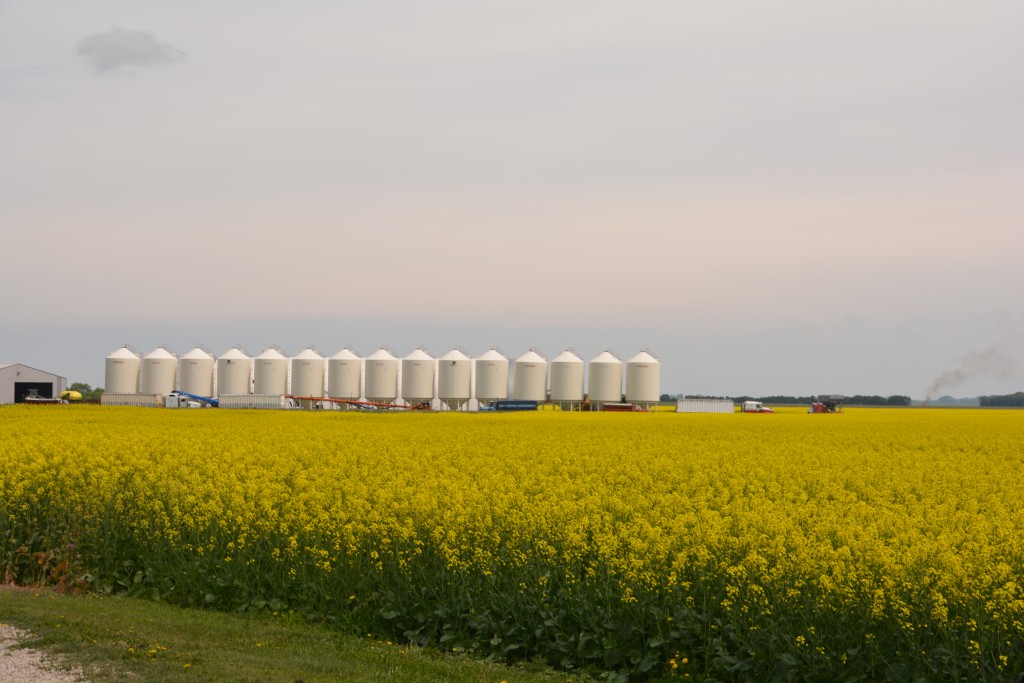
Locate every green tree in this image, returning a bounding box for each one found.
[69,382,104,402]
[980,392,1024,407]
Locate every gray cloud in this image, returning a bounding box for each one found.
[77,27,185,72]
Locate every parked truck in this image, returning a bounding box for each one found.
[168,391,219,408]
[741,401,774,413]
[165,392,206,409]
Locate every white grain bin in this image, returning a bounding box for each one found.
[474,349,509,406]
[513,350,548,402]
[140,347,177,395]
[550,350,584,405]
[216,347,252,396]
[179,347,215,397]
[438,349,471,411]
[588,351,623,406]
[402,348,435,406]
[253,348,288,395]
[626,351,661,405]
[105,347,140,394]
[291,348,325,406]
[364,348,398,404]
[327,349,361,401]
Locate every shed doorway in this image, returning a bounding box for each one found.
[14,382,53,403]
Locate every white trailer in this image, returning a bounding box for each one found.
[100,393,166,408]
[218,394,299,410]
[676,398,735,414]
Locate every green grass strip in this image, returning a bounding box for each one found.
[0,587,583,683]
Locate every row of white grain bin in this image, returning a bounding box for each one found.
[104,347,660,407]
[543,350,660,405]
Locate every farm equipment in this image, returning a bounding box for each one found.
[285,395,431,410]
[809,395,844,413]
[600,402,648,412]
[23,388,70,405]
[487,400,539,412]
[23,395,69,405]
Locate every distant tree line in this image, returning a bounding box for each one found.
[919,395,981,407]
[841,395,912,406]
[661,393,912,406]
[979,392,1024,407]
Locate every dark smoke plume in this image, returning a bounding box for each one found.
[925,344,1021,402]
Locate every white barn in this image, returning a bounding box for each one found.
[0,363,68,405]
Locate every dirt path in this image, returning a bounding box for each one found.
[0,622,84,683]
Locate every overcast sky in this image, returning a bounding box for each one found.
[2,1,1022,399]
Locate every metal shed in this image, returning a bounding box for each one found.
[0,363,68,405]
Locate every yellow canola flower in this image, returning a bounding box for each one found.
[2,405,1024,670]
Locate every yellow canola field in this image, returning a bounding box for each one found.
[2,406,1023,679]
